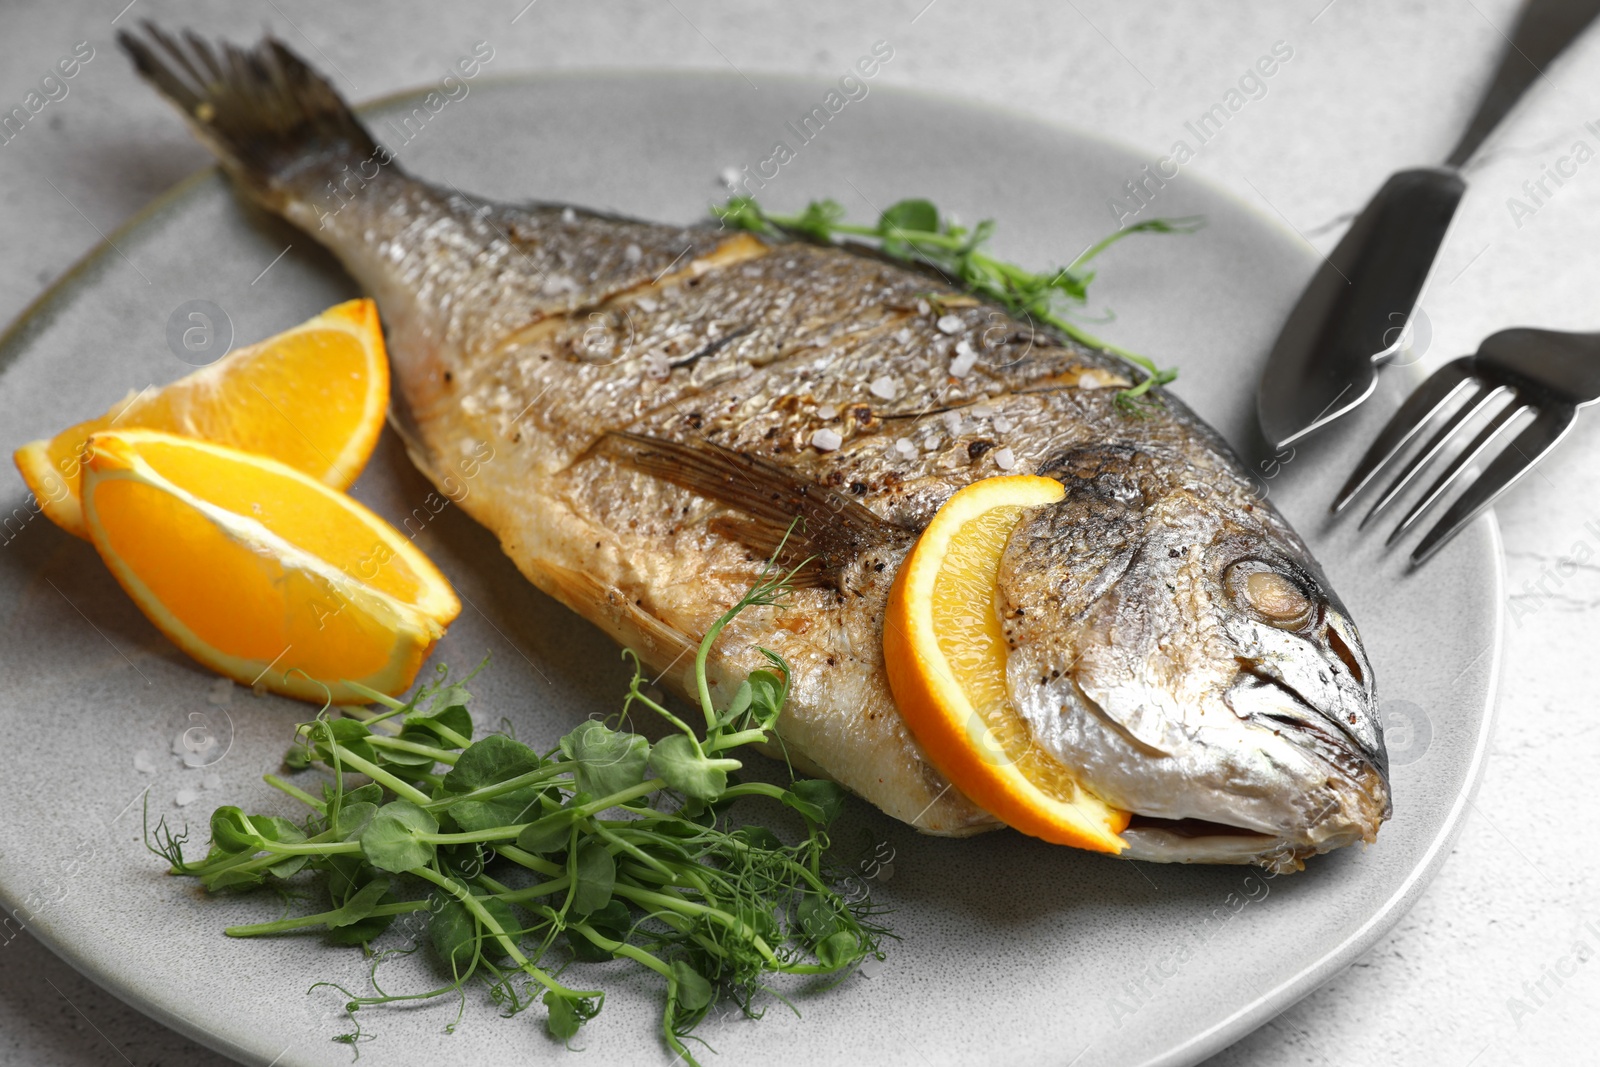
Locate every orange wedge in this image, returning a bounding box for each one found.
[80,429,459,704]
[14,298,388,540]
[883,475,1129,852]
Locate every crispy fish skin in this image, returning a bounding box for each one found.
[122,29,1390,866]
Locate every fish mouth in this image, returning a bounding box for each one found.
[1084,648,1391,870]
[1117,815,1356,872]
[1230,655,1390,788]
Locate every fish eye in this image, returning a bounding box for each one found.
[1225,560,1314,630]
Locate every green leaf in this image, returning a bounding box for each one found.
[447,789,545,833]
[733,825,784,852]
[671,959,714,1012]
[878,198,938,236]
[326,910,395,947]
[746,668,787,728]
[816,930,860,970]
[717,679,753,728]
[430,892,517,971]
[570,841,616,915]
[515,810,576,854]
[255,815,308,878]
[648,734,727,801]
[308,718,377,763]
[331,801,378,842]
[544,990,581,1040]
[786,198,845,242]
[209,806,261,853]
[327,782,383,809]
[376,728,439,768]
[797,893,841,942]
[326,879,391,929]
[360,801,439,873]
[785,779,847,826]
[406,680,474,744]
[560,720,649,799]
[428,897,476,972]
[444,734,543,792]
[710,195,771,234]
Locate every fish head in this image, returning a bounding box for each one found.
[995,443,1390,871]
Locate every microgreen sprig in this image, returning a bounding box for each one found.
[147,551,888,1066]
[711,194,1202,413]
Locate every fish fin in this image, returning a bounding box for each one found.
[603,431,903,584]
[705,516,830,587]
[118,24,379,207]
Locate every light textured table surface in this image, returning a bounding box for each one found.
[3,1,1598,1064]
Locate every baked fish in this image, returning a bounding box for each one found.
[122,27,1389,870]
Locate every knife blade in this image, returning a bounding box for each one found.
[1255,0,1600,451]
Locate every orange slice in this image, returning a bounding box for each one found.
[80,429,459,704]
[14,298,388,539]
[883,475,1129,852]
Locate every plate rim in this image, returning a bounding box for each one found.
[0,68,1506,1067]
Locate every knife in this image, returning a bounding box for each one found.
[1256,0,1600,450]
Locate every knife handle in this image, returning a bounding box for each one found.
[1258,168,1464,448]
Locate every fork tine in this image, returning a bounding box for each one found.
[1410,402,1578,565]
[1386,396,1528,544]
[1331,357,1477,513]
[1359,381,1505,528]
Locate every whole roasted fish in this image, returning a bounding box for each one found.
[122,28,1389,870]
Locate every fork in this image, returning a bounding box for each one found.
[1331,327,1600,565]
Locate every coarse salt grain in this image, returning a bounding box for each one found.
[970,401,993,418]
[811,428,843,451]
[561,207,577,223]
[719,166,741,188]
[134,750,159,775]
[942,411,962,436]
[993,415,1013,433]
[869,376,899,400]
[994,447,1016,471]
[624,243,642,263]
[894,327,914,344]
[816,404,838,420]
[936,314,963,335]
[894,438,916,457]
[174,788,199,807]
[950,348,978,379]
[916,299,932,316]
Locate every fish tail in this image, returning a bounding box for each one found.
[117,24,382,210]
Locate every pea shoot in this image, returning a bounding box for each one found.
[147,556,889,1065]
[710,194,1202,412]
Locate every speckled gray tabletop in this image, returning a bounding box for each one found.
[1,2,1596,1065]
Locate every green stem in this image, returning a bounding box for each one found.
[570,923,674,979]
[264,774,325,813]
[421,762,575,812]
[366,734,458,765]
[704,728,768,752]
[253,839,363,857]
[341,681,406,711]
[613,883,780,966]
[325,744,432,806]
[226,899,428,937]
[496,844,565,879]
[414,866,601,999]
[419,826,527,846]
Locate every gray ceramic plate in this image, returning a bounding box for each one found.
[0,73,1500,1067]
